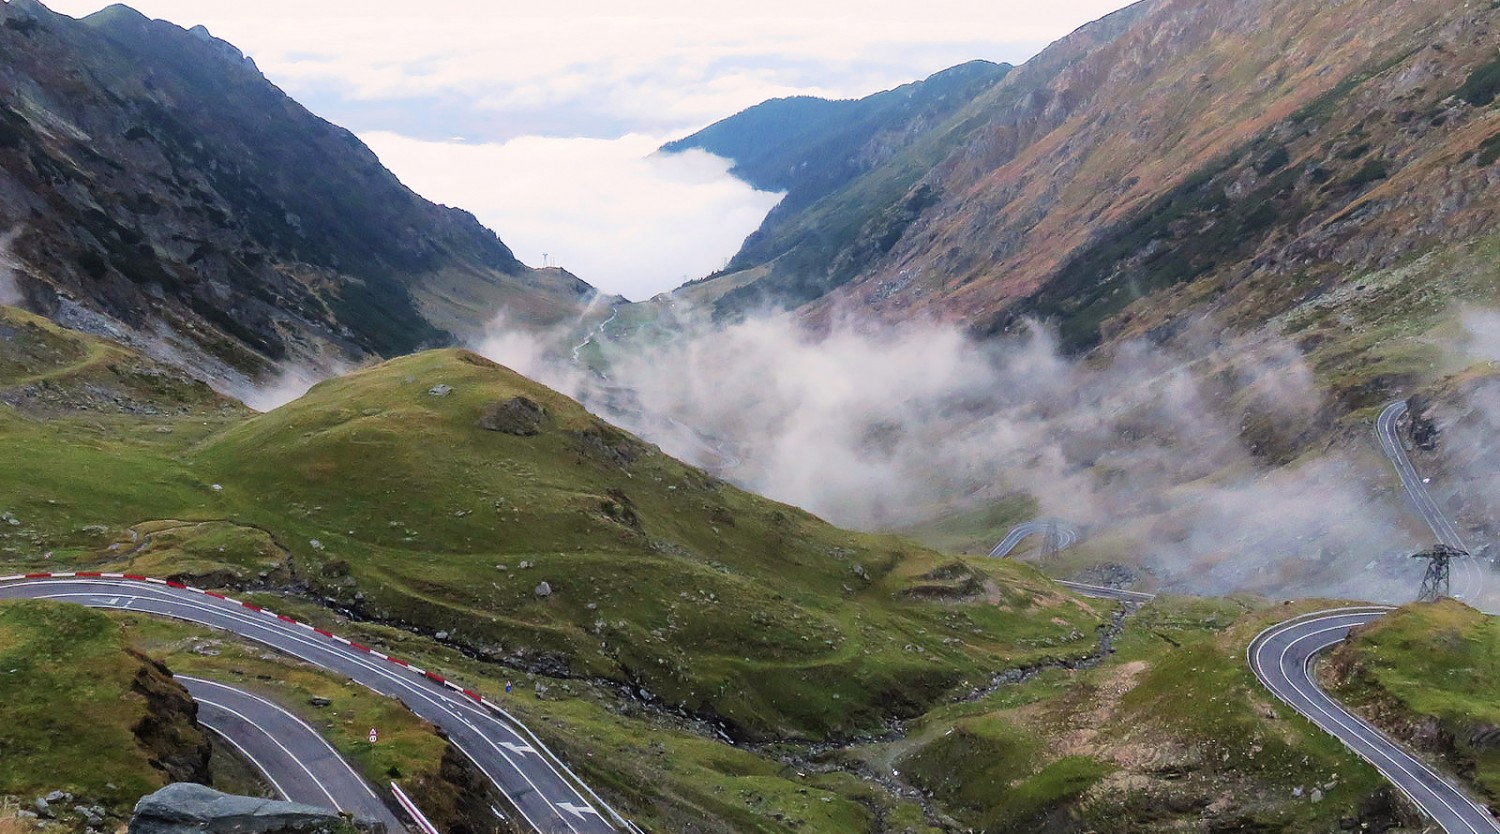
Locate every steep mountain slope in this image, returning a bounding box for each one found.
[663,60,1010,230]
[0,0,598,389]
[681,0,1500,385]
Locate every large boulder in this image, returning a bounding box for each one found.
[476,396,548,436]
[128,784,347,834]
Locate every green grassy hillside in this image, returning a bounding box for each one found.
[875,598,1399,833]
[0,309,1106,742]
[6,310,1451,833]
[188,348,1108,740]
[0,600,205,810]
[1326,600,1500,802]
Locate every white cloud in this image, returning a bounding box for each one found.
[44,0,1139,139]
[0,227,22,306]
[360,132,783,299]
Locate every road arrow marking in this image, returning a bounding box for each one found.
[558,802,599,820]
[499,742,534,754]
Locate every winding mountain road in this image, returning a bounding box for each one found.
[0,574,634,834]
[1249,607,1500,834]
[1243,403,1500,833]
[182,676,404,831]
[988,520,1079,558]
[1377,400,1485,602]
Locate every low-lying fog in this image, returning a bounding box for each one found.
[475,303,1500,608]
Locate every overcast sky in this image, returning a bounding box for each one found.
[49,0,1136,299]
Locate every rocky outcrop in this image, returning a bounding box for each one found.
[128,650,213,785]
[477,396,548,436]
[1405,394,1440,452]
[127,784,346,834]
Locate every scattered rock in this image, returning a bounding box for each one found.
[494,564,507,571]
[307,696,332,707]
[427,384,452,398]
[477,396,548,436]
[534,582,553,598]
[210,484,223,492]
[35,797,53,818]
[46,791,72,804]
[435,631,449,640]
[308,539,324,551]
[127,783,346,834]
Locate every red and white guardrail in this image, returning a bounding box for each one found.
[0,571,639,833]
[390,783,442,834]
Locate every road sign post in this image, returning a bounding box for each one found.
[368,727,378,744]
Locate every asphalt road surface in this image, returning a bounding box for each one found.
[1249,607,1500,834]
[1053,580,1156,603]
[988,520,1079,558]
[1376,400,1486,603]
[182,676,405,831]
[0,576,630,834]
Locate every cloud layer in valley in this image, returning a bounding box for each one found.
[479,309,1428,604]
[360,133,783,300]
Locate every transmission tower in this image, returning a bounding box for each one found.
[1042,520,1060,561]
[1412,543,1467,601]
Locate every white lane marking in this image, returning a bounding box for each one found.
[479,696,633,831]
[500,742,535,755]
[198,716,295,800]
[1253,612,1498,834]
[559,802,600,820]
[22,583,588,834]
[195,696,344,811]
[180,677,388,811]
[1282,620,1498,832]
[1251,613,1444,828]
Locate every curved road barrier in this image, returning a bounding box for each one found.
[181,676,403,830]
[1249,607,1500,834]
[0,574,633,834]
[1053,579,1156,603]
[391,783,443,834]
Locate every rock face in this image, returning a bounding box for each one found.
[128,784,345,834]
[128,650,213,784]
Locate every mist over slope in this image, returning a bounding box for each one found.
[0,0,601,392]
[479,303,1456,606]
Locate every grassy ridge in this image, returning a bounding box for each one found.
[0,600,191,805]
[1327,599,1500,801]
[872,597,1395,833]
